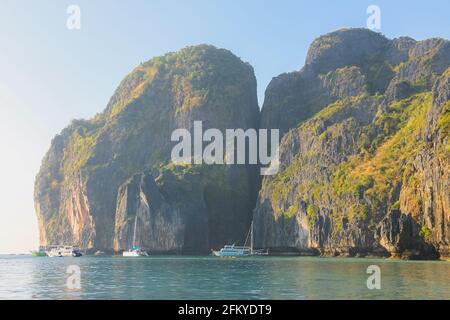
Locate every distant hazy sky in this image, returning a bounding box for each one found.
[0,0,449,253]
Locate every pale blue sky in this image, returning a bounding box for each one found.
[0,0,449,253]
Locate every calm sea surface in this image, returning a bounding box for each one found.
[0,255,449,299]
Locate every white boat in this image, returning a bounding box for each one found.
[212,221,268,257]
[123,247,149,257]
[212,244,251,257]
[123,215,149,257]
[45,245,82,257]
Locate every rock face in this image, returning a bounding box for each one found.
[35,29,449,259]
[255,28,449,259]
[35,45,259,253]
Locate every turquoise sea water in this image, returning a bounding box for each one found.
[0,255,449,299]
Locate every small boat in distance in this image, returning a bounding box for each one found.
[31,246,46,257]
[212,221,268,257]
[123,215,149,257]
[123,247,149,257]
[45,245,82,257]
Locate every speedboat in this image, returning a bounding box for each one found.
[123,247,148,257]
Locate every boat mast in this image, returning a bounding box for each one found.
[132,214,138,248]
[250,220,253,254]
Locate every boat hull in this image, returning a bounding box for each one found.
[123,250,148,257]
[46,251,82,257]
[212,250,250,257]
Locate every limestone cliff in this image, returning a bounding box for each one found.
[35,45,259,253]
[255,28,449,259]
[35,29,449,259]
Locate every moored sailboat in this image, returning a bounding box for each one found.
[123,214,148,257]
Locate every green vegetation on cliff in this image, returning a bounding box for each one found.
[268,92,431,225]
